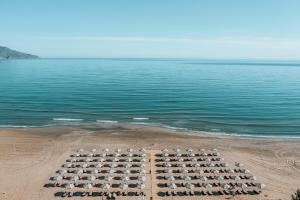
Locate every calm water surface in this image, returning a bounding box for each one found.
[0,58,300,137]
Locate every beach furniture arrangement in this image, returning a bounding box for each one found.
[155,148,265,198]
[46,148,148,199]
[45,147,265,199]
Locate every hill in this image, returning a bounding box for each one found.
[0,46,38,59]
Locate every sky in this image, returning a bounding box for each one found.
[1,0,300,59]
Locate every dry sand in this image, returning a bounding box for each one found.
[0,124,299,200]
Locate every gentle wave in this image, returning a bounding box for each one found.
[96,120,118,124]
[133,117,149,120]
[53,118,83,122]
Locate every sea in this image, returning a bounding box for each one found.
[1,58,300,138]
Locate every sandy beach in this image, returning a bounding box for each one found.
[0,124,299,200]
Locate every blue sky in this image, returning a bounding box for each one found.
[1,0,300,59]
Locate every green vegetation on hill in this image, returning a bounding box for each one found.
[0,46,38,59]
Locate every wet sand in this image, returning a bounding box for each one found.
[0,124,299,200]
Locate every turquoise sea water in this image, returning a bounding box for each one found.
[0,58,300,138]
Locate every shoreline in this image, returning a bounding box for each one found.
[1,122,300,140]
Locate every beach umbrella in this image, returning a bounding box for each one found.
[164,168,172,173]
[100,153,106,157]
[119,183,128,189]
[121,176,130,181]
[139,169,146,174]
[68,158,77,162]
[72,153,80,157]
[116,148,121,153]
[162,152,169,157]
[105,176,113,181]
[126,157,133,162]
[168,183,177,189]
[123,170,130,174]
[87,176,96,181]
[188,152,195,157]
[178,158,184,162]
[127,153,133,157]
[200,148,205,152]
[95,164,102,168]
[213,169,219,174]
[141,153,146,157]
[138,176,146,181]
[77,148,84,152]
[63,163,72,168]
[140,158,146,162]
[88,153,93,157]
[109,169,115,174]
[196,168,204,174]
[101,183,110,189]
[163,163,171,167]
[215,176,224,181]
[125,163,131,168]
[166,175,175,181]
[113,152,120,157]
[127,148,133,153]
[174,148,181,153]
[235,162,244,167]
[175,153,182,157]
[137,183,145,189]
[139,148,146,153]
[256,183,266,189]
[240,183,248,190]
[185,183,195,189]
[91,169,98,174]
[199,176,208,181]
[91,148,96,152]
[113,157,119,162]
[139,164,145,168]
[58,169,67,174]
[74,169,83,174]
[109,163,117,168]
[69,176,79,181]
[163,157,170,162]
[228,169,235,174]
[162,148,168,153]
[205,184,212,189]
[52,175,63,181]
[178,163,186,168]
[220,162,228,167]
[212,148,218,152]
[83,183,93,189]
[97,157,106,162]
[179,169,188,173]
[103,148,109,152]
[183,175,191,181]
[249,175,256,180]
[193,163,200,167]
[187,148,193,152]
[64,183,74,189]
[191,158,197,162]
[222,184,230,190]
[85,157,92,162]
[80,163,88,168]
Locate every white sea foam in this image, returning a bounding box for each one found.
[96,120,118,124]
[0,125,31,128]
[53,118,83,122]
[133,117,149,120]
